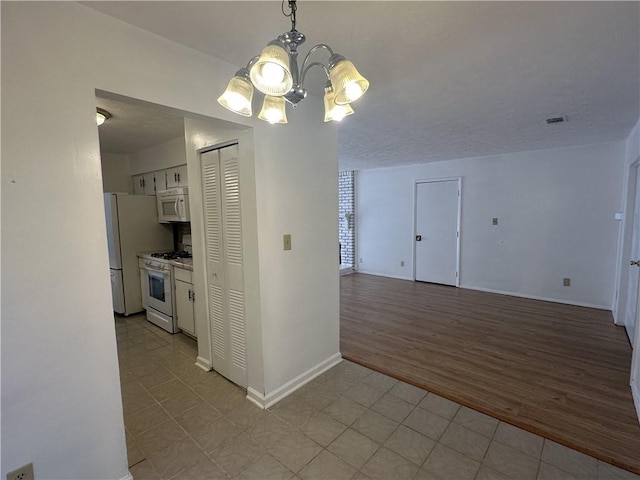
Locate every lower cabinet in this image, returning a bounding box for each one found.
[174,267,196,338]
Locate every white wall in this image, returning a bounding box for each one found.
[1,3,339,478]
[101,152,133,193]
[357,142,625,309]
[129,136,187,174]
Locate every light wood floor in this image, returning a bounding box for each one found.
[340,273,640,474]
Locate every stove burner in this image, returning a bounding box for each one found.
[150,251,192,260]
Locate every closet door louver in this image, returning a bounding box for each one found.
[201,146,247,387]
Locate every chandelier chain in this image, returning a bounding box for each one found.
[281,0,297,31]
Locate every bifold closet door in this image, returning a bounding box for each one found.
[201,145,247,388]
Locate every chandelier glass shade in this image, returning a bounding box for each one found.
[217,0,369,124]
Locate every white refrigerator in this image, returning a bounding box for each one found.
[104,193,173,315]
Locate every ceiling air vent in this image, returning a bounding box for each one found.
[545,116,567,125]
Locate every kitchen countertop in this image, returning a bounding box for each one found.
[170,258,193,271]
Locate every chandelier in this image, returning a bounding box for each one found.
[218,0,369,124]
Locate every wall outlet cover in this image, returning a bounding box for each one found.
[283,234,292,251]
[563,278,571,287]
[6,463,34,480]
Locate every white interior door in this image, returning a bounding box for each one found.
[201,145,247,388]
[415,179,460,286]
[625,166,640,346]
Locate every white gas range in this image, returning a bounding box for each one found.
[139,251,192,333]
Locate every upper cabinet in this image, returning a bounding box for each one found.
[166,165,188,189]
[132,170,167,195]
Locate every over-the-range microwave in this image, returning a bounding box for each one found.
[157,187,190,223]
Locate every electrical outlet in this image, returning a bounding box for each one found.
[400,261,405,267]
[492,218,498,225]
[283,234,292,251]
[6,463,34,480]
[359,257,363,263]
[563,278,571,287]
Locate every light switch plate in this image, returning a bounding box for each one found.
[283,234,292,251]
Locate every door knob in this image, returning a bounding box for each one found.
[416,235,422,241]
[631,260,640,267]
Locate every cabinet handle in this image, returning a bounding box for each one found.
[191,290,195,302]
[188,289,192,300]
[174,172,177,182]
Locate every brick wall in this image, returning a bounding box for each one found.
[338,171,355,267]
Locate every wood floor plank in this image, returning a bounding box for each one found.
[340,273,640,474]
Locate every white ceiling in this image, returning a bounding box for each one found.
[85,1,639,171]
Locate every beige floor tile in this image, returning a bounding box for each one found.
[439,422,491,461]
[207,384,248,415]
[422,443,480,480]
[360,447,420,480]
[494,422,544,459]
[136,365,176,388]
[475,464,511,480]
[147,378,186,403]
[190,373,233,401]
[484,441,540,480]
[319,374,359,395]
[295,383,341,410]
[384,424,436,466]
[235,454,294,480]
[344,382,385,408]
[129,459,159,479]
[134,418,187,457]
[598,461,640,480]
[300,412,347,447]
[452,406,499,438]
[352,472,372,480]
[160,389,203,418]
[126,437,146,468]
[541,440,598,479]
[324,396,367,426]
[352,409,399,444]
[247,413,295,448]
[190,417,241,453]
[389,381,428,405]
[226,399,268,429]
[419,393,461,420]
[146,436,207,479]
[403,406,451,440]
[361,371,399,392]
[537,461,579,480]
[210,433,265,477]
[371,392,415,423]
[125,404,171,437]
[171,456,228,480]
[122,389,157,417]
[327,428,380,469]
[336,360,373,380]
[173,402,221,433]
[298,450,357,480]
[270,396,318,428]
[268,431,323,473]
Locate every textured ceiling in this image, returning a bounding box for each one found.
[84,1,640,171]
[96,96,185,154]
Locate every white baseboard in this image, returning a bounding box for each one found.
[356,270,413,281]
[119,472,134,480]
[632,379,640,426]
[195,356,212,371]
[246,353,342,409]
[462,285,611,311]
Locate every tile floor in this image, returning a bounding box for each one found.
[117,314,639,480]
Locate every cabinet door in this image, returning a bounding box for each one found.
[167,165,188,188]
[175,279,196,336]
[155,170,167,193]
[132,174,145,195]
[143,172,156,195]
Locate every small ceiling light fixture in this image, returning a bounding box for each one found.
[96,107,112,126]
[545,115,567,125]
[218,0,369,124]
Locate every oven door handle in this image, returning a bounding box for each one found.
[141,266,169,277]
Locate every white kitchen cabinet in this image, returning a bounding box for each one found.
[174,267,196,338]
[132,170,167,195]
[166,165,188,189]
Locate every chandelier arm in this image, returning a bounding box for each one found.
[300,44,335,76]
[300,62,330,88]
[245,55,261,72]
